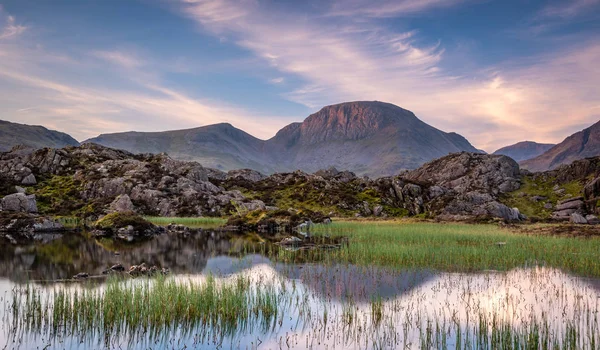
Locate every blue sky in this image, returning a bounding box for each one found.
[0,0,599,152]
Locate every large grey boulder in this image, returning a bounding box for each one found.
[570,213,588,224]
[1,193,38,213]
[555,197,584,211]
[109,194,135,213]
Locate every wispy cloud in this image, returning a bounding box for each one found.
[269,77,284,84]
[177,0,600,152]
[0,7,289,141]
[0,8,26,40]
[92,50,144,69]
[538,0,600,19]
[328,0,468,17]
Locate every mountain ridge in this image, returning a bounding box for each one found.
[493,141,555,162]
[0,120,80,152]
[520,121,600,172]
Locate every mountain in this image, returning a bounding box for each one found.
[85,123,274,172]
[521,120,600,172]
[0,120,79,152]
[492,141,555,162]
[87,101,480,177]
[268,101,480,176]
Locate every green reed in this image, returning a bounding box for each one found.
[144,216,227,229]
[308,221,600,277]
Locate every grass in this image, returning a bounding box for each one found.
[144,216,227,229]
[501,175,586,219]
[307,221,600,277]
[5,268,599,349]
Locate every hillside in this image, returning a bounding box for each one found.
[493,141,555,162]
[0,120,79,152]
[521,120,600,172]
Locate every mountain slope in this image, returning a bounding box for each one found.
[267,101,480,177]
[85,123,273,171]
[0,120,79,152]
[521,120,600,172]
[86,101,480,177]
[493,141,555,162]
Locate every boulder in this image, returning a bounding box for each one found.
[109,194,135,213]
[21,174,36,185]
[570,213,588,225]
[1,193,38,213]
[373,205,384,217]
[586,215,600,225]
[555,197,584,211]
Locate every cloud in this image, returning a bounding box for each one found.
[538,0,600,19]
[177,0,600,152]
[92,50,144,69]
[269,77,284,84]
[328,0,468,17]
[0,8,290,142]
[0,9,26,40]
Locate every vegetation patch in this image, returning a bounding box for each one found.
[309,221,600,277]
[94,212,154,232]
[501,174,585,219]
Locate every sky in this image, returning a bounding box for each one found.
[0,0,599,152]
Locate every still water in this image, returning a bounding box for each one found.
[0,232,599,349]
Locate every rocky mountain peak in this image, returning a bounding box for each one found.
[293,101,420,144]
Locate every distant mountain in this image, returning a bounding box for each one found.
[0,120,79,152]
[493,141,555,162]
[85,123,274,172]
[87,101,480,177]
[521,120,600,172]
[268,101,480,177]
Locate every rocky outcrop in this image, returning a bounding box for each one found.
[0,144,266,218]
[388,152,524,221]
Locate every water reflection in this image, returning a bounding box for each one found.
[1,234,599,349]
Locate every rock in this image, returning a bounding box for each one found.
[570,213,588,224]
[109,194,135,213]
[373,205,383,217]
[323,218,332,225]
[486,202,524,221]
[361,201,372,216]
[117,225,135,242]
[227,169,265,182]
[530,196,547,203]
[556,197,585,211]
[4,234,17,245]
[21,174,36,185]
[544,203,553,210]
[240,200,266,212]
[73,273,89,279]
[32,218,64,231]
[586,215,600,225]
[552,209,577,220]
[14,186,26,194]
[280,236,302,246]
[0,193,38,213]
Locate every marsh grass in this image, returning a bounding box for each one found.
[306,221,600,277]
[4,267,600,349]
[144,216,227,229]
